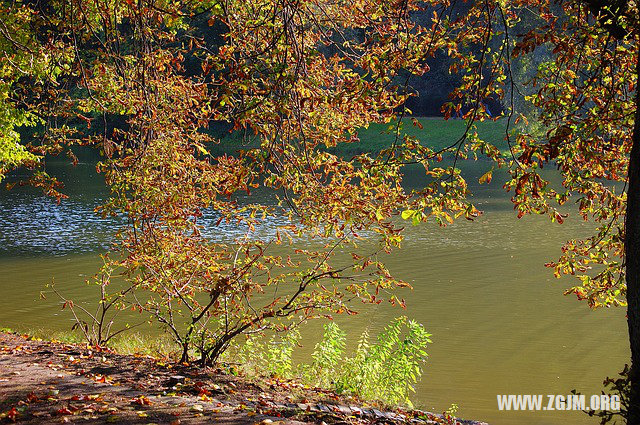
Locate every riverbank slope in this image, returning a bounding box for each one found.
[0,332,486,425]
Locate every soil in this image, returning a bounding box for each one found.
[0,332,486,425]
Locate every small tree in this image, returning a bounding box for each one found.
[11,0,477,364]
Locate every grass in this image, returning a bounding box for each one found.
[108,333,179,358]
[210,117,509,156]
[350,117,509,154]
[11,328,85,345]
[3,327,179,358]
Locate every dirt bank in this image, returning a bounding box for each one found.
[0,332,486,425]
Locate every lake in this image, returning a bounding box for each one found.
[0,153,629,425]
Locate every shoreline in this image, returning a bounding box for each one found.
[0,332,488,425]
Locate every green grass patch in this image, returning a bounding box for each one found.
[108,333,179,358]
[349,117,509,155]
[4,326,179,358]
[210,117,508,156]
[9,327,86,344]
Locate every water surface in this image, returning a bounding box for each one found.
[0,158,629,425]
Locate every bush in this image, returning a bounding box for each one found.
[225,316,431,407]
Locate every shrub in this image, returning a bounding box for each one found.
[226,316,431,407]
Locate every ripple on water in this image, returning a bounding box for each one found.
[0,194,292,256]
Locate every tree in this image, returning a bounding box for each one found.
[3,0,640,420]
[0,5,53,184]
[449,0,640,421]
[3,0,480,365]
[0,1,82,199]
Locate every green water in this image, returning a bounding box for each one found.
[0,157,629,425]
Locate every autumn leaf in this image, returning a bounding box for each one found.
[401,210,415,220]
[132,395,152,406]
[478,169,493,185]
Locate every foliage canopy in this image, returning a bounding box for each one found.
[4,0,640,417]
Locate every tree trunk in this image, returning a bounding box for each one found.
[625,47,640,424]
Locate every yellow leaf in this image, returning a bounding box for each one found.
[195,144,209,156]
[478,169,493,184]
[401,209,414,219]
